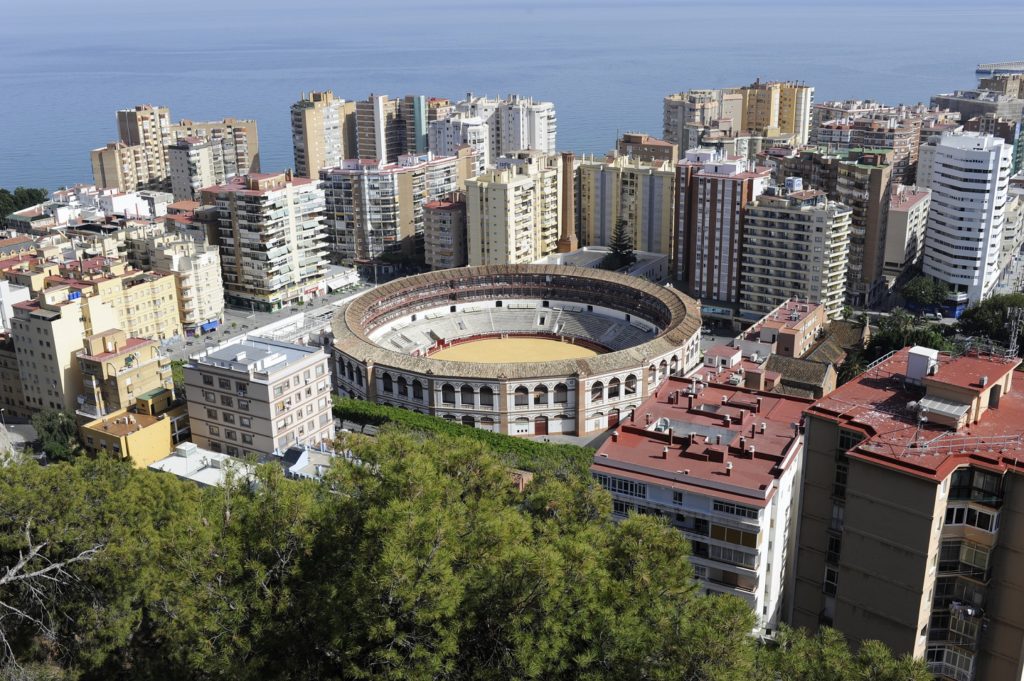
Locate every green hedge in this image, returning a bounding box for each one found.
[333,397,593,476]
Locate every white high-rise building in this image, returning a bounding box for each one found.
[455,94,557,161]
[917,132,1013,308]
[428,115,489,175]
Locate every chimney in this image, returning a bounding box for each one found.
[980,375,989,387]
[716,434,722,445]
[668,427,674,443]
[661,446,669,459]
[760,422,767,434]
[756,397,763,413]
[557,152,579,253]
[751,424,756,437]
[687,395,694,410]
[724,414,732,427]
[726,461,733,476]
[611,430,619,443]
[721,396,728,404]
[737,409,746,425]
[740,436,746,450]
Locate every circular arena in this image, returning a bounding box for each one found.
[332,265,702,437]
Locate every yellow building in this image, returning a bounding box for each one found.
[76,329,174,422]
[577,153,676,256]
[465,152,561,266]
[80,408,173,468]
[734,80,814,145]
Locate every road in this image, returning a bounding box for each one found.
[162,283,375,361]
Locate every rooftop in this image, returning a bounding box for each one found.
[192,336,324,376]
[78,335,153,362]
[86,411,160,438]
[810,348,1024,482]
[149,442,255,487]
[594,376,810,506]
[890,185,931,210]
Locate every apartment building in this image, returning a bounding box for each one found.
[202,172,329,312]
[739,181,852,320]
[145,235,224,335]
[776,148,893,307]
[53,258,182,341]
[356,94,404,162]
[0,334,26,417]
[91,142,163,193]
[81,409,173,467]
[791,346,1024,681]
[424,196,468,270]
[615,132,678,164]
[171,117,260,176]
[290,90,356,178]
[428,114,490,174]
[593,375,810,635]
[918,132,1013,311]
[465,151,561,266]
[883,185,932,285]
[663,89,743,150]
[320,148,474,261]
[931,90,1024,124]
[185,337,334,457]
[10,285,119,413]
[577,153,676,256]
[116,104,172,180]
[850,115,922,185]
[454,93,557,160]
[810,100,888,141]
[75,329,173,421]
[739,79,815,145]
[168,137,228,201]
[675,148,771,315]
[964,114,1024,174]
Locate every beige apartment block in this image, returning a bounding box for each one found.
[465,152,561,266]
[76,329,173,422]
[202,172,329,312]
[883,185,931,284]
[171,117,260,176]
[291,90,357,178]
[146,235,224,335]
[117,104,172,178]
[320,148,475,261]
[577,153,676,256]
[185,337,334,457]
[10,286,119,413]
[615,132,678,164]
[791,347,1024,681]
[91,142,159,192]
[735,80,814,145]
[740,184,852,320]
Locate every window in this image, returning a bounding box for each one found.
[209,425,220,436]
[238,399,250,411]
[514,386,528,406]
[590,381,604,402]
[382,373,393,393]
[227,446,238,456]
[225,430,237,441]
[397,377,408,397]
[235,382,248,395]
[607,378,620,399]
[944,505,996,532]
[204,391,215,403]
[412,380,424,400]
[441,384,456,405]
[206,408,217,419]
[218,378,231,390]
[274,385,284,397]
[533,385,548,405]
[593,473,646,499]
[710,524,758,548]
[240,417,251,428]
[202,375,214,386]
[672,491,685,506]
[823,567,839,595]
[624,374,637,395]
[712,500,759,520]
[242,434,253,445]
[833,458,848,499]
[838,428,863,452]
[826,534,842,564]
[612,499,635,516]
[830,503,844,532]
[709,544,756,568]
[220,395,233,407]
[461,385,475,406]
[479,386,493,406]
[223,413,235,424]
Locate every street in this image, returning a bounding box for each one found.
[162,282,375,361]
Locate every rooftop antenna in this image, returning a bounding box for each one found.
[1007,307,1024,358]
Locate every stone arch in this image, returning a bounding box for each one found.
[553,383,568,403]
[514,385,529,406]
[591,380,604,402]
[625,374,637,395]
[533,384,549,405]
[461,415,476,428]
[441,383,456,404]
[397,375,408,396]
[460,384,475,406]
[670,355,680,375]
[412,379,424,400]
[480,385,495,406]
[381,372,393,393]
[608,377,621,399]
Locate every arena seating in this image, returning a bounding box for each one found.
[375,303,660,355]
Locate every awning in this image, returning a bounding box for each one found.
[200,320,220,332]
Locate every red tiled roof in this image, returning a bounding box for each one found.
[594,376,810,505]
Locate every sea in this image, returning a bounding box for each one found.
[2,0,1024,190]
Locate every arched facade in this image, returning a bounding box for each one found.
[332,265,701,437]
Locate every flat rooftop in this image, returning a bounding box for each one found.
[594,376,810,506]
[193,336,323,376]
[86,411,160,437]
[809,348,1024,481]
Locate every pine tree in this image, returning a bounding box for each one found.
[601,218,636,271]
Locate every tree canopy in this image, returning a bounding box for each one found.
[838,309,955,384]
[30,409,86,462]
[957,292,1024,355]
[0,428,929,680]
[0,187,49,219]
[600,218,636,271]
[902,274,950,309]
